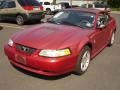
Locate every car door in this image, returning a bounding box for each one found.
[0,1,7,20]
[3,1,16,20]
[92,12,111,53]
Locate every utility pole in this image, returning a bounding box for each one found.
[70,0,72,7]
[53,0,56,4]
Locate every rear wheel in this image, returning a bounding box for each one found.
[108,32,115,46]
[46,8,51,15]
[0,15,3,22]
[35,19,41,23]
[16,15,24,25]
[74,46,91,75]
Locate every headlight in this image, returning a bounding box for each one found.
[8,39,13,47]
[39,48,71,57]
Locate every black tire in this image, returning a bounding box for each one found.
[16,15,24,25]
[0,15,3,22]
[108,32,115,47]
[46,8,51,15]
[35,19,41,23]
[74,46,91,75]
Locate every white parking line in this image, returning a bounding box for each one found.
[0,24,24,29]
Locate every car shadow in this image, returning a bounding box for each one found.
[0,26,3,31]
[1,20,44,25]
[24,20,44,25]
[11,63,72,80]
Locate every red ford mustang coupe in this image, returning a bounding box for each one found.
[4,8,116,76]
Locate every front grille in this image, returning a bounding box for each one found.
[16,44,36,55]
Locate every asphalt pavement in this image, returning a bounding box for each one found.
[0,14,120,90]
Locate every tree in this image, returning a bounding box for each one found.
[70,0,72,6]
[52,0,56,4]
[107,0,120,8]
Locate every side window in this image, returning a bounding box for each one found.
[97,13,108,27]
[88,4,93,8]
[40,2,43,5]
[64,3,70,8]
[95,4,104,8]
[3,1,16,8]
[0,1,7,8]
[8,1,16,8]
[17,0,26,6]
[0,1,2,6]
[44,2,50,5]
[81,4,87,8]
[104,14,110,22]
[0,1,5,8]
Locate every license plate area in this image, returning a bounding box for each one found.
[15,54,26,65]
[33,8,39,10]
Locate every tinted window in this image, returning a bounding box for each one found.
[0,1,3,6]
[81,4,87,8]
[17,0,40,6]
[64,3,70,8]
[17,0,26,6]
[1,1,15,8]
[40,2,43,5]
[0,1,6,8]
[95,4,105,8]
[44,2,50,5]
[8,1,16,8]
[88,4,93,8]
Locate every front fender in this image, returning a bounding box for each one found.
[76,37,91,56]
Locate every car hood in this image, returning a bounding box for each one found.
[12,23,93,49]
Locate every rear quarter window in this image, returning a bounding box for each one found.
[8,1,16,8]
[17,0,40,6]
[17,0,26,6]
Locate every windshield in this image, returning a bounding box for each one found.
[0,1,6,8]
[17,0,40,6]
[48,11,95,29]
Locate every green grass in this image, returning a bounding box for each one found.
[111,8,120,11]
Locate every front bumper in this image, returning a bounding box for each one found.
[4,44,76,76]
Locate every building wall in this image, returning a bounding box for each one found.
[37,0,53,3]
[37,0,98,6]
[56,0,96,6]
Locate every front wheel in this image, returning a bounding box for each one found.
[74,46,91,75]
[16,15,24,25]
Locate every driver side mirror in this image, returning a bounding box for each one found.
[97,24,106,29]
[96,20,106,29]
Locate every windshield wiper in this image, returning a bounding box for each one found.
[60,21,82,27]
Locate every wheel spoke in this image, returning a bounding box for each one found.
[81,50,90,72]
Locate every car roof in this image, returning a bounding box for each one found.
[64,8,105,14]
[0,0,15,2]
